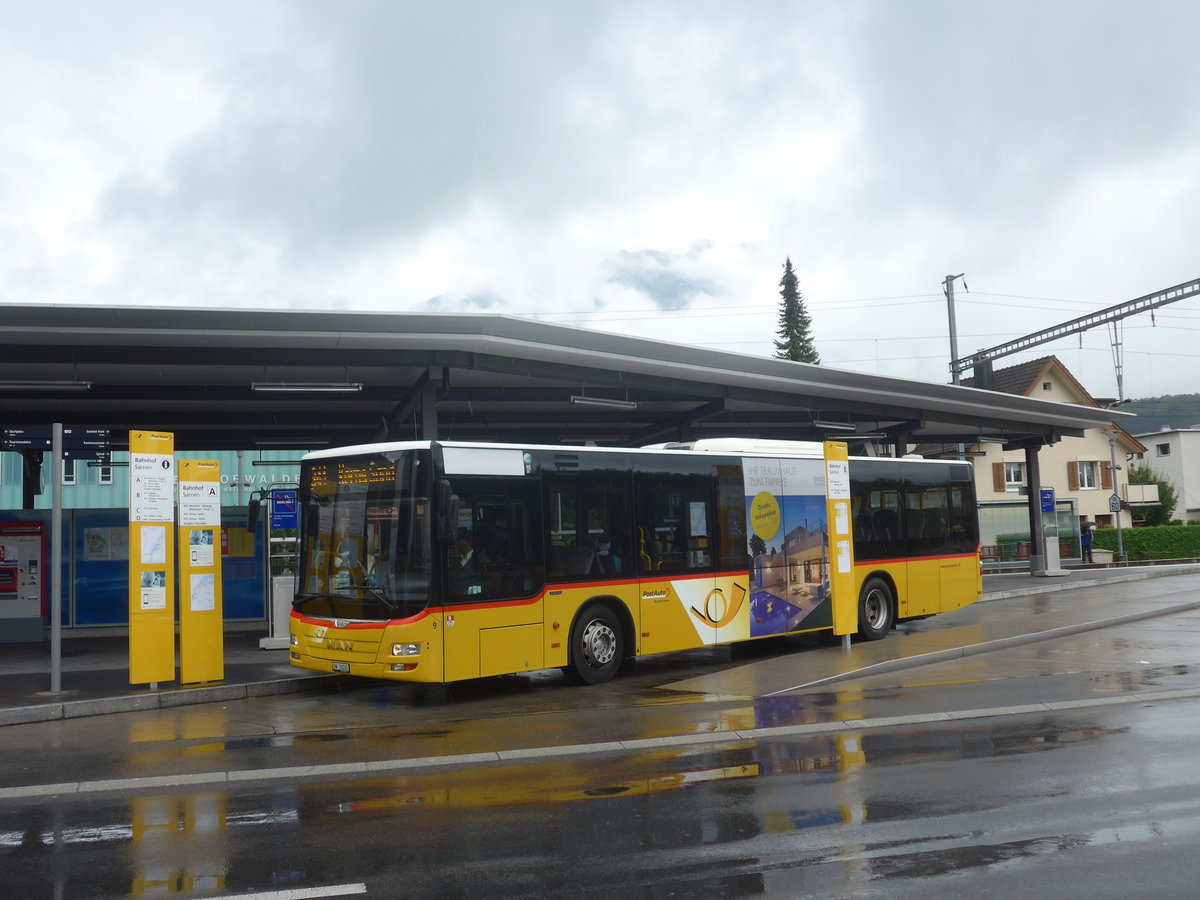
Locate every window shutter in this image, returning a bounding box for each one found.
[992,463,1006,493]
[1101,464,1112,490]
[1067,461,1079,492]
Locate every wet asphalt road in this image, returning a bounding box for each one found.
[4,579,1200,897]
[4,698,1198,899]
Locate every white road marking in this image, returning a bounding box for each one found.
[222,884,367,899]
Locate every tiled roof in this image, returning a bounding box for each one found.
[962,356,1055,396]
[960,354,1146,454]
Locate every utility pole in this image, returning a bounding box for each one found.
[943,273,968,384]
[944,273,969,462]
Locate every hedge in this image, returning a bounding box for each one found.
[1091,525,1200,560]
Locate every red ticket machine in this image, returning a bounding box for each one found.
[0,522,47,643]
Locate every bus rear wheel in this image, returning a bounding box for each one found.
[565,604,623,684]
[857,577,894,641]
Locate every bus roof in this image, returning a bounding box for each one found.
[303,438,971,466]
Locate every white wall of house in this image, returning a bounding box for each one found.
[1132,427,1200,522]
[973,429,1138,526]
[967,363,1142,526]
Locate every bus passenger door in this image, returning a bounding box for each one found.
[938,472,979,612]
[902,470,946,618]
[635,467,721,654]
[439,467,545,681]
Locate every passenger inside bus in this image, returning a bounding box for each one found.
[596,532,622,573]
[448,533,479,595]
[475,510,512,564]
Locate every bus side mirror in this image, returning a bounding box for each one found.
[435,480,459,544]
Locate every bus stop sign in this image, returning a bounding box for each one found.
[1040,488,1055,514]
[1109,493,1122,513]
[271,490,299,530]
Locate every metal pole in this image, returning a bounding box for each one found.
[236,449,244,506]
[1024,443,1045,575]
[51,423,62,693]
[944,274,965,384]
[1108,433,1125,561]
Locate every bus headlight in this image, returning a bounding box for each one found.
[290,633,299,646]
[392,643,421,656]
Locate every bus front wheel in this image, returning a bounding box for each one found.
[857,577,894,641]
[565,604,623,684]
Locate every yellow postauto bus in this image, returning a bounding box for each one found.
[289,439,982,685]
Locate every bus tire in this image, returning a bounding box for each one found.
[857,577,894,641]
[564,604,623,685]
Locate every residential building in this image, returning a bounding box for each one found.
[926,357,1147,563]
[1131,425,1200,522]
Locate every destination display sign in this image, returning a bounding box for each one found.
[62,448,112,461]
[63,428,111,448]
[2,426,112,452]
[2,428,51,450]
[308,459,397,488]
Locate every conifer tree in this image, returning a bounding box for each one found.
[774,257,819,363]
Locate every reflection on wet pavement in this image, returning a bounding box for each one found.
[0,709,1145,898]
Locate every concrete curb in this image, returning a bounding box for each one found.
[981,564,1200,601]
[0,672,345,727]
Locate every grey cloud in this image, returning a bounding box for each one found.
[99,2,619,260]
[95,2,848,266]
[418,292,504,312]
[606,241,717,310]
[849,0,1200,220]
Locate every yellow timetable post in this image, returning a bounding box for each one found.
[178,459,224,684]
[128,430,176,686]
[824,441,858,637]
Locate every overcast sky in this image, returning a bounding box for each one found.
[4,1,1200,403]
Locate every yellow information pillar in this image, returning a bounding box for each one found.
[179,459,224,684]
[824,441,858,637]
[128,430,176,686]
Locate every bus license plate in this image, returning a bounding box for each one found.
[332,662,350,673]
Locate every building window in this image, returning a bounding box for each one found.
[1078,460,1099,490]
[97,463,114,485]
[1095,514,1113,528]
[1004,462,1024,493]
[1157,443,1171,457]
[1042,382,1052,391]
[62,458,76,486]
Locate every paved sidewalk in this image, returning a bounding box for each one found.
[2,563,1199,727]
[0,631,343,726]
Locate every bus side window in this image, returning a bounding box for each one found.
[544,469,634,582]
[634,472,715,575]
[442,476,543,600]
[848,459,902,562]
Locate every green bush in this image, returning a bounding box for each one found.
[1091,525,1200,560]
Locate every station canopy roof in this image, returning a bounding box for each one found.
[0,304,1127,452]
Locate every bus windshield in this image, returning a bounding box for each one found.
[294,449,433,620]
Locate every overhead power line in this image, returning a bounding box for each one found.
[954,277,1200,402]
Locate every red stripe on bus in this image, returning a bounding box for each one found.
[292,610,429,629]
[292,568,755,628]
[436,593,546,614]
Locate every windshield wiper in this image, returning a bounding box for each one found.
[336,583,398,610]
